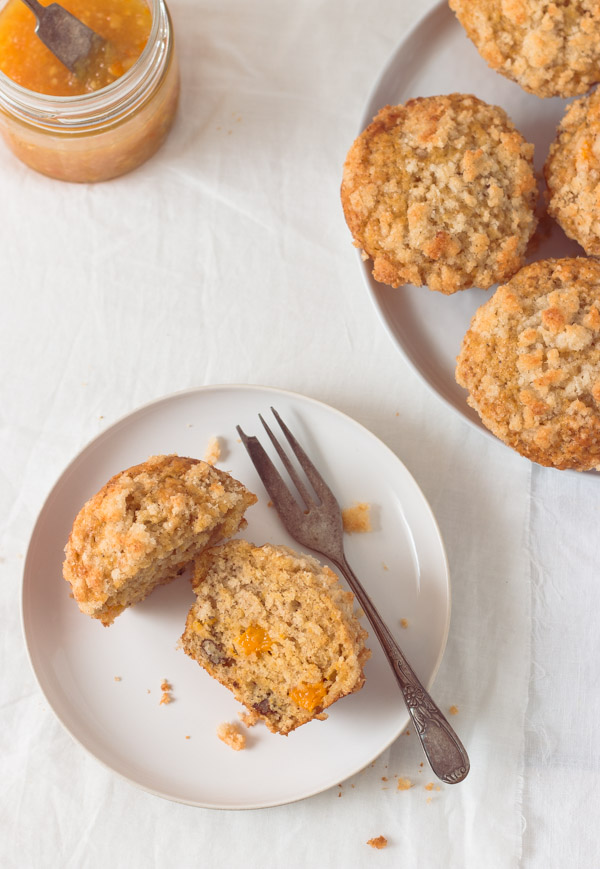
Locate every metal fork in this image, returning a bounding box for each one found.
[237,408,469,784]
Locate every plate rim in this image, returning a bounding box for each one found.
[21,382,451,809]
[355,0,499,445]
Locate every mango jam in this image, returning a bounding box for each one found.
[236,625,272,656]
[289,681,327,712]
[0,0,152,96]
[0,0,178,182]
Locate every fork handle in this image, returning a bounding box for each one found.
[335,555,470,784]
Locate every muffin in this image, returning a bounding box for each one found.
[449,0,600,98]
[341,94,538,294]
[63,455,257,626]
[456,257,600,470]
[545,89,600,255]
[181,540,370,735]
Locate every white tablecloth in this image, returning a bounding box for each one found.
[1,1,597,866]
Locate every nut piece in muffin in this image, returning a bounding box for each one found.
[456,258,600,470]
[181,540,370,735]
[545,89,600,255]
[63,455,257,626]
[341,94,537,294]
[449,0,600,99]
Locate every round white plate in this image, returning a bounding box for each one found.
[22,384,450,809]
[359,0,583,438]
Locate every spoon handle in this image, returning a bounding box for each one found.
[337,555,470,784]
[19,0,45,21]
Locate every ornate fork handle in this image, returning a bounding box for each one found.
[335,554,469,784]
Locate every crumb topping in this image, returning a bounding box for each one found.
[456,257,600,470]
[545,89,600,255]
[341,94,537,294]
[450,0,600,97]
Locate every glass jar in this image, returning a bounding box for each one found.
[0,0,179,182]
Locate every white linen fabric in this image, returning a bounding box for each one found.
[0,0,592,866]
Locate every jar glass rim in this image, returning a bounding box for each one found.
[0,0,164,109]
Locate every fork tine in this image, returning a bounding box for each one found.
[259,413,315,509]
[270,407,339,508]
[236,424,305,521]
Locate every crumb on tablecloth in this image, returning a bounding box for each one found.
[113,676,122,682]
[217,722,246,751]
[204,436,221,465]
[366,836,388,850]
[397,777,412,791]
[342,503,372,533]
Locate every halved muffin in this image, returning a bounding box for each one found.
[63,455,257,626]
[181,540,370,735]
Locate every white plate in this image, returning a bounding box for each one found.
[360,1,583,438]
[22,384,450,809]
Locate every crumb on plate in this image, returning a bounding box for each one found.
[204,436,221,465]
[397,777,412,791]
[342,502,372,533]
[159,679,173,705]
[217,721,246,751]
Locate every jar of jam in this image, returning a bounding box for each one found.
[0,0,179,182]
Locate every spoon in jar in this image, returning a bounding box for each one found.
[19,0,105,75]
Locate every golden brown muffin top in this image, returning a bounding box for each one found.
[341,94,537,294]
[456,257,600,470]
[545,88,600,255]
[450,0,600,98]
[63,455,256,607]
